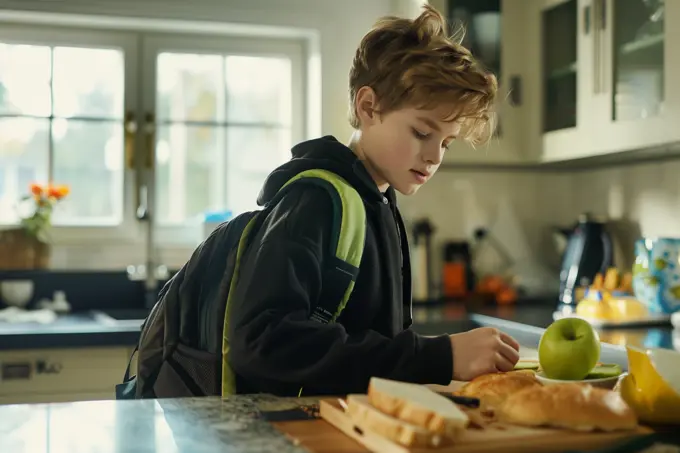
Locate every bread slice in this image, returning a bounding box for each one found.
[346,395,451,448]
[367,377,469,437]
[498,383,638,432]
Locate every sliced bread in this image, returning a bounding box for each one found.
[367,377,469,437]
[346,395,451,448]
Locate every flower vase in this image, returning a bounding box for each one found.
[0,228,51,270]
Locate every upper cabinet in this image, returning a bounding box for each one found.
[593,0,680,156]
[442,0,530,164]
[529,0,680,162]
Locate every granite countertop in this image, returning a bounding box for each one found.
[0,394,317,453]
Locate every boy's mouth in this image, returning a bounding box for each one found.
[409,169,430,184]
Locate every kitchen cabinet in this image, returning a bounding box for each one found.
[528,0,680,162]
[0,347,132,405]
[592,0,680,157]
[443,0,531,165]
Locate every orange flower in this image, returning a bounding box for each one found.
[30,183,43,196]
[47,184,70,200]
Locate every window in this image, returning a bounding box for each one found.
[0,27,305,245]
[144,35,303,244]
[0,42,125,226]
[155,53,293,224]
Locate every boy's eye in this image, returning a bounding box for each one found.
[412,128,429,140]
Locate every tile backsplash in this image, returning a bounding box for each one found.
[400,158,680,274]
[552,160,680,238]
[398,169,546,264]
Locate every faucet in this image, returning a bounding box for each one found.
[125,112,168,309]
[126,183,169,309]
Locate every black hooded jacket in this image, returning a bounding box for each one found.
[227,136,453,396]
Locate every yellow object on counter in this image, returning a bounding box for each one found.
[619,345,680,425]
[607,297,648,321]
[575,297,610,320]
[575,292,648,322]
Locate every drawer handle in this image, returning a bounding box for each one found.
[36,360,62,374]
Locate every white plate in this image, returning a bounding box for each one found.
[535,371,622,390]
[552,311,671,328]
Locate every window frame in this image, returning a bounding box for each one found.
[141,33,306,246]
[0,24,142,244]
[0,25,307,247]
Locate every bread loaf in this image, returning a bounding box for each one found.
[498,383,638,432]
[455,370,542,412]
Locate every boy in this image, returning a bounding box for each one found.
[227,5,520,396]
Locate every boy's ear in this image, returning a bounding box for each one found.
[355,86,380,126]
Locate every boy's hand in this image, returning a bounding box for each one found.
[449,327,520,381]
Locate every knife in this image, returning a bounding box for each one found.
[437,393,480,408]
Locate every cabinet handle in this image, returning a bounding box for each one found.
[596,0,608,95]
[124,111,137,169]
[583,4,591,35]
[592,0,605,94]
[144,112,156,170]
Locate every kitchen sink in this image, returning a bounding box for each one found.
[90,308,149,326]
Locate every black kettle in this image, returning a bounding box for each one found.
[554,213,613,305]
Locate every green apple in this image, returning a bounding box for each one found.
[538,318,601,380]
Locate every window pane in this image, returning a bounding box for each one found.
[52,47,125,119]
[0,118,49,224]
[226,126,291,214]
[51,119,123,224]
[0,43,51,116]
[155,124,222,225]
[225,56,292,125]
[157,53,223,122]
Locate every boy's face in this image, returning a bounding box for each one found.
[356,89,461,195]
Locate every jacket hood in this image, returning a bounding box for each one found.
[257,136,395,206]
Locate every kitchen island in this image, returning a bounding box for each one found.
[1,382,676,453]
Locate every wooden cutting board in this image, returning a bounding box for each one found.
[271,380,652,453]
[316,398,651,453]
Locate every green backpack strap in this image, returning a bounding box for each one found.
[221,169,366,397]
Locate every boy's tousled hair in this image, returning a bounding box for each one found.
[349,5,498,146]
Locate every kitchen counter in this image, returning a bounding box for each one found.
[2,379,677,453]
[0,311,142,350]
[0,393,314,453]
[412,304,679,354]
[0,303,676,355]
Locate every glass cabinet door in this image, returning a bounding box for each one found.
[611,0,664,122]
[542,0,578,133]
[447,0,502,136]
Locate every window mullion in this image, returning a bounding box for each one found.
[218,55,228,213]
[48,47,55,184]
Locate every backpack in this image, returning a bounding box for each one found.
[116,168,366,399]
